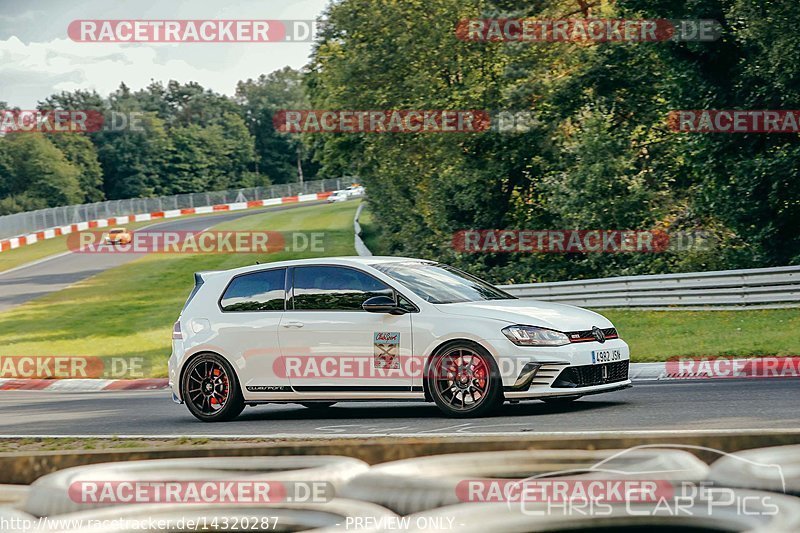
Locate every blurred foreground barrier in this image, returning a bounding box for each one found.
[341,448,708,515]
[0,507,36,532]
[3,431,800,485]
[500,265,800,309]
[0,484,28,506]
[709,444,800,495]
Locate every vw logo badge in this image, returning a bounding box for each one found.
[592,326,606,343]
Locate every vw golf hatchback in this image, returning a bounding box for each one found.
[169,257,631,421]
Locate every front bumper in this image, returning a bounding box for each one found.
[488,337,631,399]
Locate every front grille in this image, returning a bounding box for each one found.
[552,360,629,388]
[567,327,619,343]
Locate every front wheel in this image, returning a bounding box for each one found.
[181,353,245,422]
[426,342,503,418]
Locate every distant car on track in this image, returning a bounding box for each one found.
[344,184,365,197]
[326,190,350,203]
[326,184,365,203]
[105,227,131,245]
[169,257,631,422]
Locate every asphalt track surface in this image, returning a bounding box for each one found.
[0,379,797,436]
[0,202,324,312]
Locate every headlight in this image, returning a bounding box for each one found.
[502,325,570,346]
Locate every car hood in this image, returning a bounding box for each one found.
[434,299,613,331]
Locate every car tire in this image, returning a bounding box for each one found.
[541,395,582,404]
[300,402,337,409]
[181,353,245,422]
[426,341,503,418]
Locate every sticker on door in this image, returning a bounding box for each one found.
[374,332,400,369]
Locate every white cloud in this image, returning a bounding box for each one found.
[0,0,330,107]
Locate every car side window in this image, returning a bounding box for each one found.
[220,269,286,312]
[293,266,393,311]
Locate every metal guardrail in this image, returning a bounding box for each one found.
[0,178,350,241]
[499,265,800,309]
[353,202,372,257]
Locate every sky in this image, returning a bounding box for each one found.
[0,0,330,108]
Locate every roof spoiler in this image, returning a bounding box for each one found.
[194,271,221,282]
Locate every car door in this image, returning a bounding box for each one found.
[278,265,413,392]
[216,267,288,392]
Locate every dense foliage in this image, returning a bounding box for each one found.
[0,69,316,214]
[306,0,800,281]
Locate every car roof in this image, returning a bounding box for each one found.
[201,256,433,279]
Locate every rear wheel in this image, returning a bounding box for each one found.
[426,342,503,418]
[181,353,245,422]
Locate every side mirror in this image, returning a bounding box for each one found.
[362,295,405,315]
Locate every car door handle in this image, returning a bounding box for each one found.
[282,321,304,328]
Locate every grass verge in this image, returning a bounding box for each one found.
[0,209,263,274]
[0,201,360,377]
[603,308,800,361]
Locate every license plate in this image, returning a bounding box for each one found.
[592,349,621,364]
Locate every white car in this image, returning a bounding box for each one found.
[169,257,631,422]
[344,185,365,197]
[326,190,350,203]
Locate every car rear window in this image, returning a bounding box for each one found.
[220,269,286,312]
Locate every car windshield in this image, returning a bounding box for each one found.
[372,262,516,304]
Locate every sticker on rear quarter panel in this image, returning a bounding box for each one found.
[374,332,400,369]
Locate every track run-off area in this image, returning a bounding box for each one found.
[0,379,797,437]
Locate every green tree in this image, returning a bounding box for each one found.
[0,134,82,213]
[236,67,317,183]
[98,114,172,199]
[49,135,105,203]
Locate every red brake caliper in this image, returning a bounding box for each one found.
[210,368,222,405]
